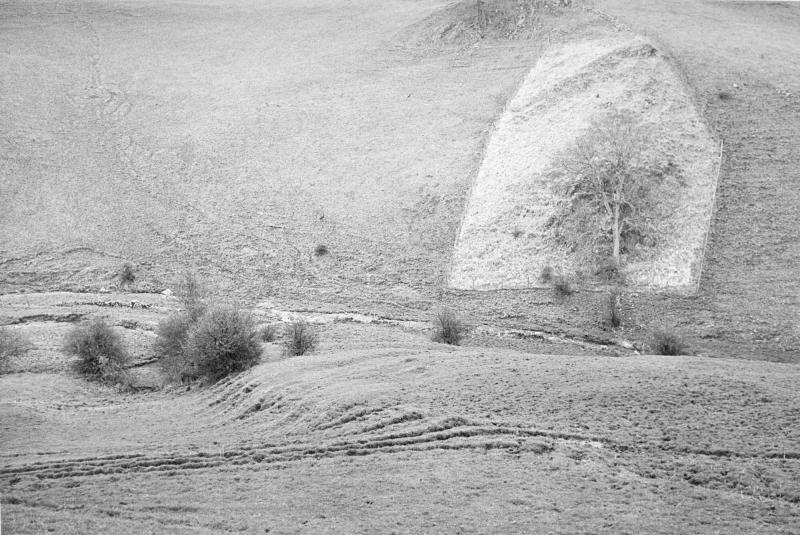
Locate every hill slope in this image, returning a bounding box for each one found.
[1,296,799,533]
[2,0,797,360]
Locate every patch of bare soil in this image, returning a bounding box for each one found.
[1,294,799,533]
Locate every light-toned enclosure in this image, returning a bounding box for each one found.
[449,36,721,293]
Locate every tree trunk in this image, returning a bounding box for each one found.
[612,203,620,265]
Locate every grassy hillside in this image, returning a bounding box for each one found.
[1,294,798,533]
[589,0,800,355]
[1,0,529,303]
[2,0,796,361]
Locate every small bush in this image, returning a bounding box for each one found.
[552,275,575,298]
[0,328,30,372]
[154,313,195,383]
[184,307,262,382]
[283,320,317,356]
[432,308,465,345]
[650,329,688,356]
[717,90,733,100]
[539,265,554,284]
[118,262,136,287]
[175,272,206,321]
[607,289,621,328]
[259,324,279,342]
[511,227,523,239]
[314,244,329,257]
[63,319,129,381]
[595,258,623,284]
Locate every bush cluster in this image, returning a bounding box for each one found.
[154,312,196,383]
[432,308,465,346]
[651,329,688,356]
[283,320,318,356]
[63,318,129,383]
[118,262,136,287]
[0,328,30,372]
[552,275,575,298]
[260,324,279,342]
[185,307,262,382]
[155,274,263,384]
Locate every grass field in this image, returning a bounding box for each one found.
[1,0,799,532]
[1,293,799,533]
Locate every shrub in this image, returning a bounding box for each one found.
[118,262,136,287]
[607,289,621,328]
[432,308,465,345]
[539,265,554,284]
[283,320,317,356]
[63,319,129,381]
[175,272,206,322]
[650,329,688,356]
[0,328,30,372]
[259,324,279,342]
[552,275,575,298]
[184,307,262,382]
[595,258,623,284]
[717,90,733,100]
[314,244,329,257]
[154,312,195,383]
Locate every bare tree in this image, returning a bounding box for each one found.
[547,110,683,269]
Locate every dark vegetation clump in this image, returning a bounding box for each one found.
[156,273,262,383]
[595,258,623,284]
[118,262,136,287]
[284,320,318,356]
[259,324,279,342]
[432,308,465,345]
[63,318,129,382]
[552,275,575,298]
[512,227,523,239]
[314,244,329,257]
[650,328,688,356]
[539,265,554,284]
[155,312,195,383]
[547,110,685,272]
[155,273,207,383]
[717,90,733,100]
[0,328,30,372]
[606,289,621,328]
[175,272,206,322]
[445,0,573,42]
[184,307,262,382]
